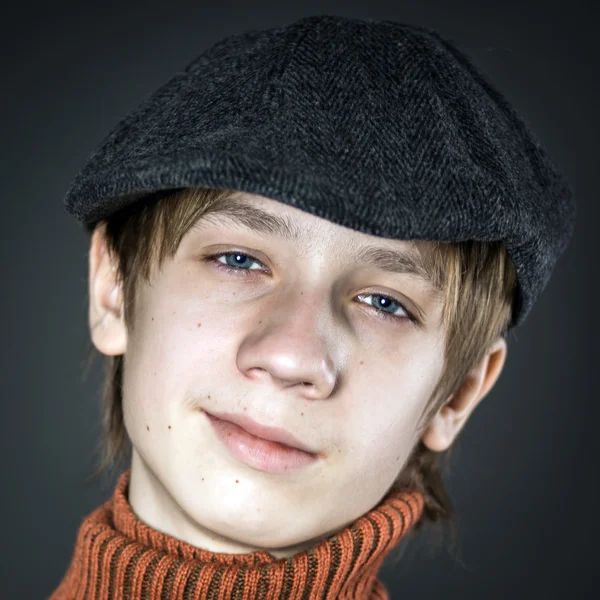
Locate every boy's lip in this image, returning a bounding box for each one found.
[202,409,319,456]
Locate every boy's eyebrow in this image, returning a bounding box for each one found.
[192,197,444,300]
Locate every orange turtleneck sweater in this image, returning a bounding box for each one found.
[49,470,424,599]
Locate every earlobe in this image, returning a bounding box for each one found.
[421,337,508,452]
[88,224,127,356]
[421,405,454,452]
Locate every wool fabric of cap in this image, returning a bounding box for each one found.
[63,14,576,330]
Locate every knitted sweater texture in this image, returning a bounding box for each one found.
[49,470,424,599]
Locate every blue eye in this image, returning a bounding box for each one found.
[203,250,267,275]
[203,250,419,325]
[355,293,412,322]
[212,251,262,271]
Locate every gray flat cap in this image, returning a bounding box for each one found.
[63,14,576,330]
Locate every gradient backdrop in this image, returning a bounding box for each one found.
[2,1,596,598]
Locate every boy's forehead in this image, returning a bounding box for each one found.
[191,190,443,300]
[195,190,429,250]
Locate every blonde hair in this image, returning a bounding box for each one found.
[82,187,517,563]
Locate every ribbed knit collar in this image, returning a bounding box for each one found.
[50,469,424,599]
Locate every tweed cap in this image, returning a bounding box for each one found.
[64,14,575,330]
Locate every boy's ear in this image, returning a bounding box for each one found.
[88,223,127,356]
[421,337,507,452]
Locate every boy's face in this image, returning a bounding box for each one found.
[89,191,505,558]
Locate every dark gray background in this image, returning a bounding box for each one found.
[2,0,596,598]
